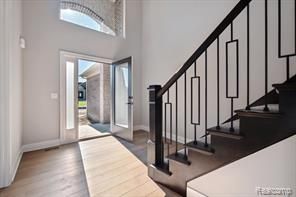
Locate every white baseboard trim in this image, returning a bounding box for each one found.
[6,128,194,188]
[171,133,185,144]
[133,125,198,144]
[133,125,196,144]
[4,139,61,188]
[22,139,61,153]
[60,139,78,145]
[134,125,149,132]
[171,133,196,144]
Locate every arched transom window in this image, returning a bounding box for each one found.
[60,0,124,37]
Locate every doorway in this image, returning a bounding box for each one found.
[78,59,111,140]
[59,51,134,143]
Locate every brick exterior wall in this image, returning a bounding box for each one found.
[100,64,111,123]
[86,74,101,122]
[85,64,110,123]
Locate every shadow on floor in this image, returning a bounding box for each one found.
[90,123,110,133]
[114,130,148,165]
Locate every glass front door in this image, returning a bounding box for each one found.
[111,57,133,141]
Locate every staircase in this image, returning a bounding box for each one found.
[147,0,296,196]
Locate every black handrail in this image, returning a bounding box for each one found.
[157,0,252,98]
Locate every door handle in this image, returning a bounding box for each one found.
[126,102,133,105]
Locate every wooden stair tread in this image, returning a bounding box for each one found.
[186,141,215,155]
[273,82,296,91]
[235,104,282,118]
[207,121,243,140]
[167,149,191,166]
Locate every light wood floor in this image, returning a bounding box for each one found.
[0,131,180,197]
[78,109,110,140]
[79,125,110,140]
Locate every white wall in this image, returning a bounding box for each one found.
[22,0,142,145]
[187,134,296,197]
[141,0,296,141]
[0,0,23,187]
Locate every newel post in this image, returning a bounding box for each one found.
[148,85,163,167]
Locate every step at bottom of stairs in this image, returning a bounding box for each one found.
[150,159,172,176]
[186,140,215,155]
[167,149,191,166]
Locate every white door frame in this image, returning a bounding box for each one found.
[60,54,79,144]
[59,50,113,143]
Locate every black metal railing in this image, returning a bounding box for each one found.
[149,0,296,172]
[278,0,296,80]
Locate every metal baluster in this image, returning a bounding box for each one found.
[165,90,169,157]
[231,21,235,132]
[170,96,172,145]
[286,57,290,80]
[278,0,281,58]
[230,22,234,132]
[198,74,201,130]
[191,61,200,144]
[192,62,197,143]
[165,74,190,165]
[216,37,220,129]
[205,50,208,146]
[230,98,234,131]
[175,81,178,155]
[225,43,234,132]
[278,0,295,80]
[231,22,234,40]
[278,0,288,81]
[184,72,187,159]
[264,0,269,111]
[226,21,239,132]
[164,95,167,144]
[246,4,251,110]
